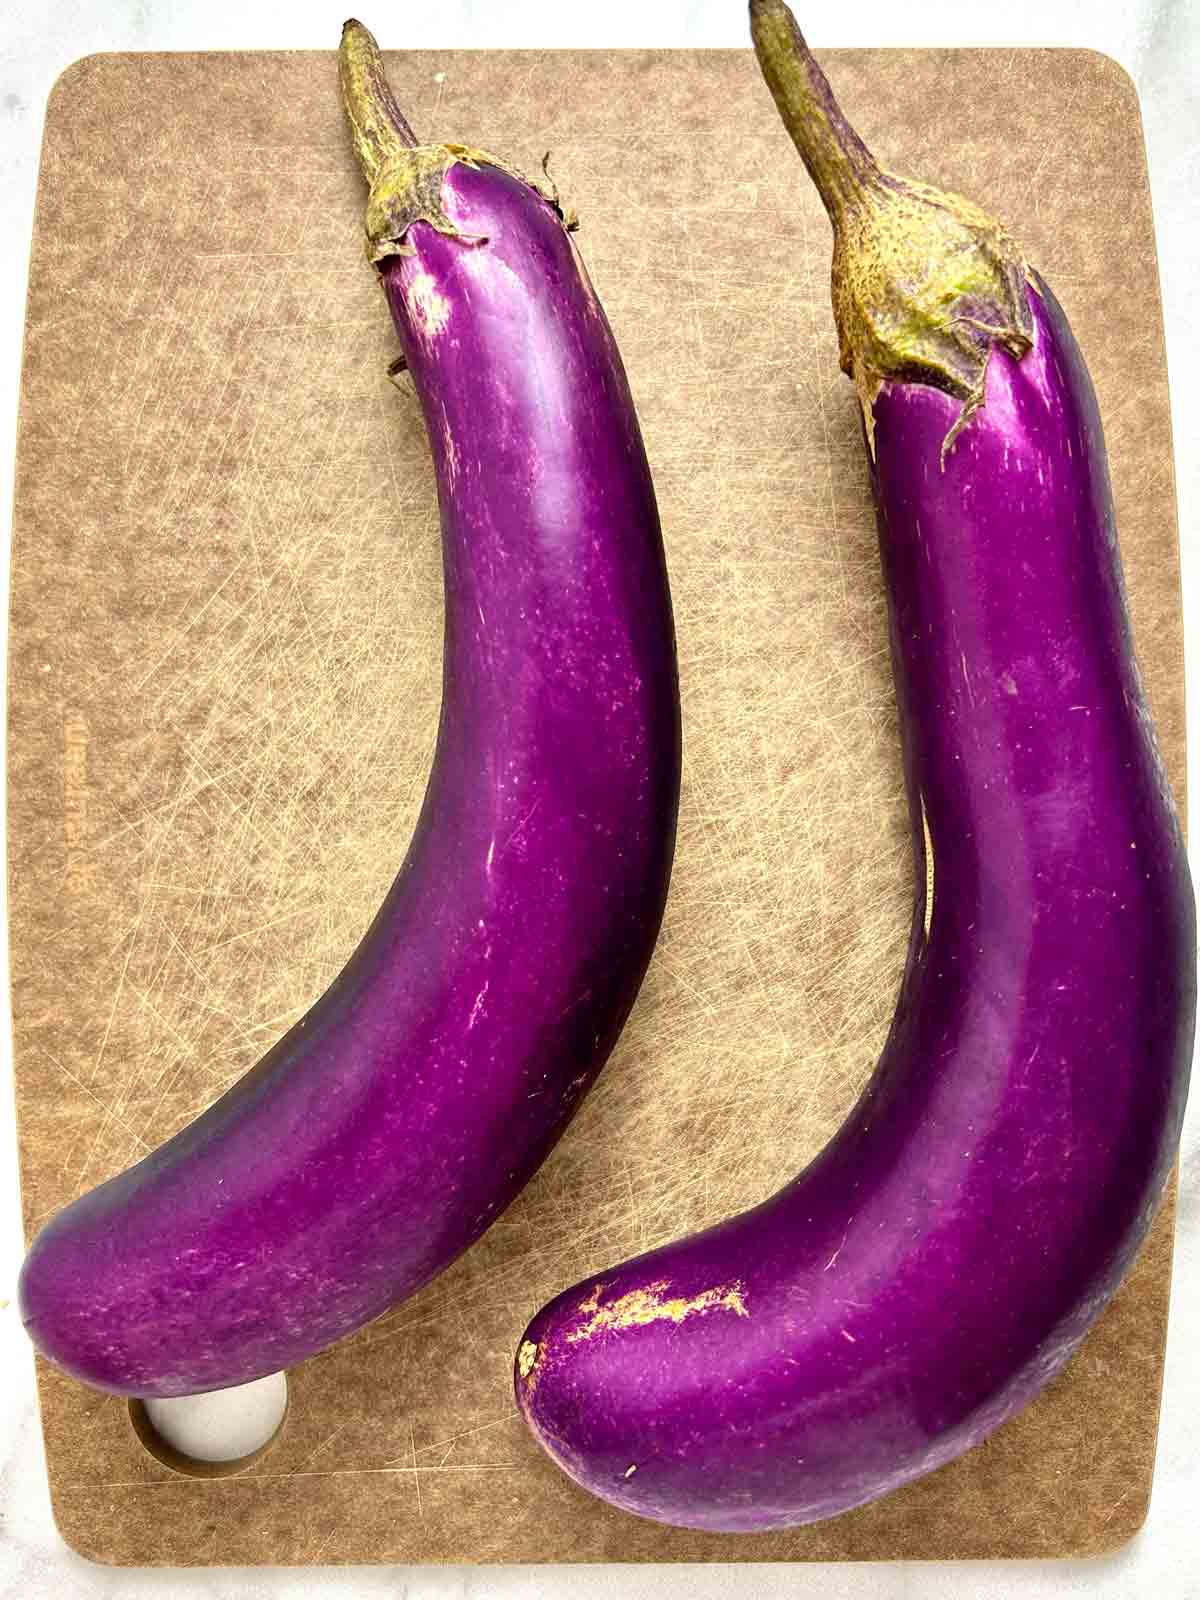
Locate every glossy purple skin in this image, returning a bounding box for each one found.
[516,279,1194,1531]
[19,161,680,1398]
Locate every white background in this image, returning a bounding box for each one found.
[1,1,1197,1594]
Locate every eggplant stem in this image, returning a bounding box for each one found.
[340,17,418,182]
[340,19,578,267]
[749,0,1033,453]
[748,0,880,221]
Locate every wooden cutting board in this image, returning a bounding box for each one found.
[8,43,1184,1566]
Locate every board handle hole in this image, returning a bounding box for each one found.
[128,1370,289,1478]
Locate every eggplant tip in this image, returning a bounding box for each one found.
[749,0,795,25]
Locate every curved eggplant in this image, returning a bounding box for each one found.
[513,2,1194,1531]
[18,21,680,1398]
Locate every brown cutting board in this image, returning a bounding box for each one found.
[8,44,1183,1566]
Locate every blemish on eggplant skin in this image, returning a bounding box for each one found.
[575,1281,606,1317]
[624,1463,638,1478]
[517,1339,539,1380]
[405,271,452,336]
[567,1279,749,1343]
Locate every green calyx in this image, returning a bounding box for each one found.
[750,0,1033,457]
[832,176,1033,457]
[360,142,519,265]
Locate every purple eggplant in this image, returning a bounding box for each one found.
[18,20,680,1399]
[514,1,1194,1531]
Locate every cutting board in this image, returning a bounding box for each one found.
[8,43,1184,1566]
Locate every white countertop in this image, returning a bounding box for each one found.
[2,1,1198,1593]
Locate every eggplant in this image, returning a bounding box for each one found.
[18,20,680,1399]
[513,1,1194,1531]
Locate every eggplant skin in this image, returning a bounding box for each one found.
[19,159,680,1398]
[514,278,1194,1532]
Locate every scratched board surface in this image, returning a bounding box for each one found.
[8,47,1184,1564]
